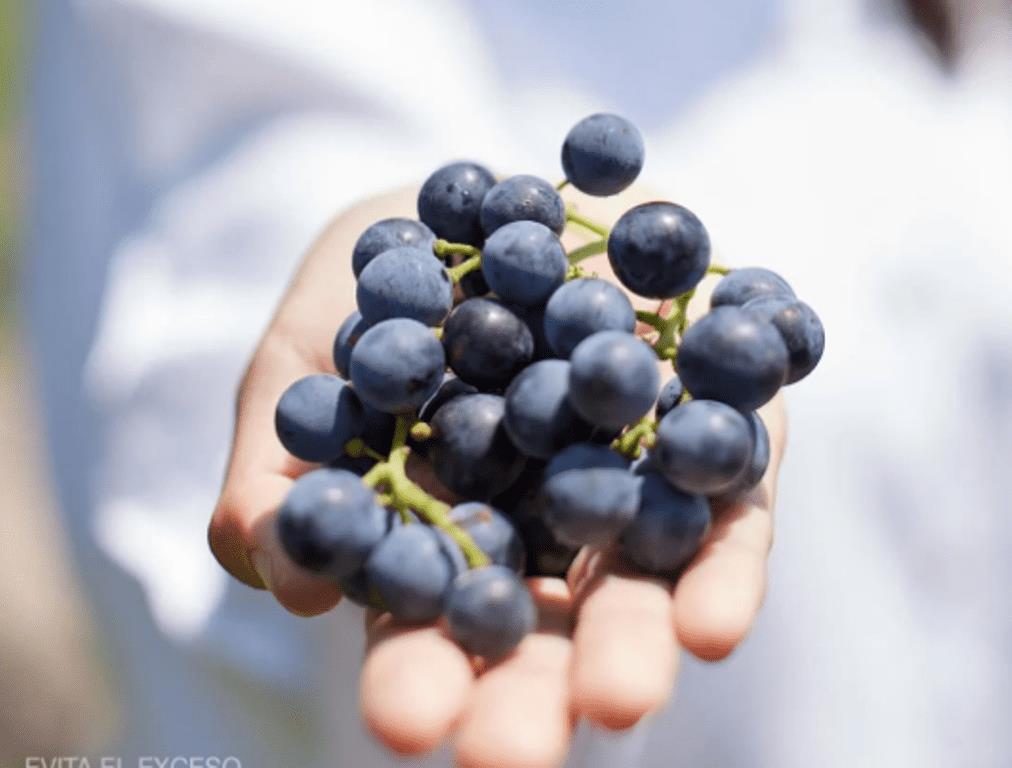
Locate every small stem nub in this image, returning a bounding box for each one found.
[410,421,433,442]
[707,264,731,276]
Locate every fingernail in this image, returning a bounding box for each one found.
[251,551,273,592]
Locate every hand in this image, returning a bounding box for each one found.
[208,184,786,768]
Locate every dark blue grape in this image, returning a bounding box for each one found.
[418,374,479,423]
[619,471,710,575]
[450,502,525,573]
[480,220,567,307]
[710,267,795,308]
[568,331,660,431]
[510,303,555,361]
[418,161,496,245]
[445,566,535,659]
[607,202,710,298]
[676,306,788,411]
[743,296,825,384]
[561,113,645,196]
[544,278,636,358]
[275,374,364,462]
[518,514,579,577]
[442,298,534,390]
[540,443,640,546]
[332,310,369,379]
[654,399,753,495]
[429,394,527,500]
[503,359,592,459]
[277,468,389,580]
[351,217,436,277]
[480,175,565,236]
[460,264,491,298]
[490,458,547,517]
[359,402,396,454]
[655,375,684,420]
[365,524,465,622]
[356,246,452,326]
[717,411,771,500]
[349,318,445,414]
[339,567,383,609]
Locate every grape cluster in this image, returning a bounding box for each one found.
[273,114,825,660]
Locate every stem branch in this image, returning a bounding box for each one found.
[565,208,610,238]
[367,416,490,568]
[566,238,608,264]
[434,239,481,259]
[447,254,482,283]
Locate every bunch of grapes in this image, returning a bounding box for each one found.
[273,114,825,660]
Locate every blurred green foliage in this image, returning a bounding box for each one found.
[1,0,27,327]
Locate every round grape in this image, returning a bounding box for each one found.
[655,375,684,420]
[418,161,496,245]
[561,113,645,196]
[351,217,436,277]
[743,296,825,384]
[445,566,535,659]
[503,359,591,459]
[359,401,396,454]
[510,303,555,360]
[450,502,525,573]
[339,567,382,609]
[518,515,579,577]
[275,374,364,462]
[332,310,369,379]
[676,306,788,411]
[711,267,795,308]
[480,174,565,236]
[442,298,534,390]
[480,220,567,307]
[654,399,753,495]
[717,411,771,500]
[607,202,710,298]
[277,468,389,580]
[349,318,445,414]
[544,278,636,358]
[540,443,640,547]
[568,331,660,431]
[418,374,479,423]
[356,246,452,326]
[429,394,527,500]
[365,524,465,622]
[619,471,710,575]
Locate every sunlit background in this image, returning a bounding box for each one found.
[1,1,1010,766]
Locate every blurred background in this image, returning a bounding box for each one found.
[1,1,1009,767]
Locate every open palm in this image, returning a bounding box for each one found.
[209,185,785,768]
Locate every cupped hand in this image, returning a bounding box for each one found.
[208,185,786,768]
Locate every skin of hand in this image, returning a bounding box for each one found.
[208,183,786,768]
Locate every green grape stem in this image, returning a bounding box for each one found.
[565,208,611,238]
[614,417,658,459]
[556,179,570,191]
[566,238,608,265]
[707,264,731,276]
[357,416,491,568]
[434,239,481,259]
[446,254,482,284]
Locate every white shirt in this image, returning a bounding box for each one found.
[25,0,1012,765]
